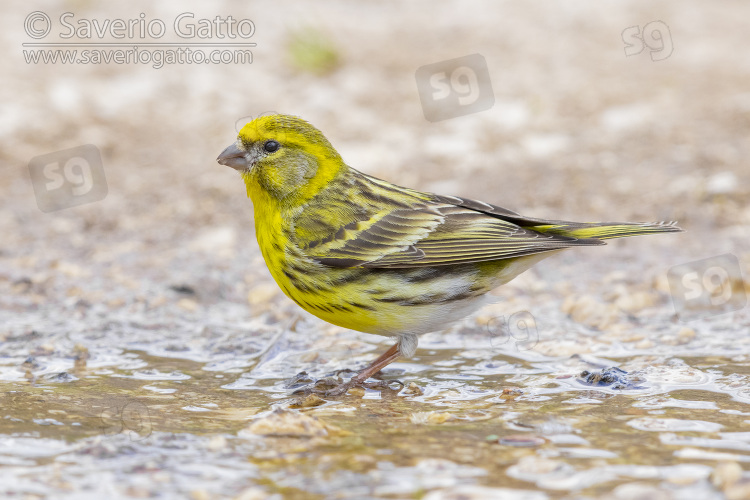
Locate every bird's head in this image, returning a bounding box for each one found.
[217,114,343,206]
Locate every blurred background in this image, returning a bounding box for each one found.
[1,1,749,499]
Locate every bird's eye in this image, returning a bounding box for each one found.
[263,140,280,153]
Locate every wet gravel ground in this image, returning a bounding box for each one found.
[2,1,750,498]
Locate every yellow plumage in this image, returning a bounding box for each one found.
[217,114,682,395]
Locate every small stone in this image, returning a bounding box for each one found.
[107,298,125,308]
[604,323,631,334]
[190,226,236,256]
[513,455,566,475]
[247,283,279,307]
[55,261,88,278]
[603,270,629,283]
[206,435,227,451]
[35,344,55,356]
[711,461,743,488]
[299,351,319,363]
[177,298,198,311]
[234,488,271,500]
[410,411,453,424]
[298,394,325,408]
[499,434,546,447]
[635,339,654,349]
[666,474,701,486]
[561,294,618,329]
[149,296,168,309]
[706,171,738,195]
[652,274,671,293]
[190,490,210,500]
[241,409,339,438]
[677,327,696,344]
[660,335,679,346]
[403,382,423,395]
[623,334,645,342]
[611,483,670,500]
[424,486,549,500]
[726,481,750,500]
[500,387,523,400]
[616,291,657,313]
[170,284,196,295]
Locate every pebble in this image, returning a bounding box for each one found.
[190,489,210,500]
[296,394,325,408]
[233,488,274,500]
[623,334,645,342]
[711,461,743,488]
[499,434,546,447]
[403,382,423,395]
[206,435,228,452]
[189,226,237,257]
[561,295,619,330]
[299,351,319,363]
[512,455,566,475]
[107,298,126,308]
[247,283,279,307]
[706,171,738,195]
[149,296,168,309]
[726,481,750,500]
[615,291,657,313]
[610,482,670,500]
[635,339,655,350]
[423,485,548,500]
[677,327,696,343]
[241,409,339,438]
[177,298,198,312]
[500,388,523,400]
[410,412,454,424]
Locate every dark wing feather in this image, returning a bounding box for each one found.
[305,208,442,267]
[303,194,602,269]
[432,194,571,227]
[359,205,602,268]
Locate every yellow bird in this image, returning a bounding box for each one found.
[217,114,681,395]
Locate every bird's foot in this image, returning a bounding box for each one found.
[290,371,403,397]
[288,342,405,397]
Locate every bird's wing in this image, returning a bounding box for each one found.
[301,196,602,269]
[299,205,445,268]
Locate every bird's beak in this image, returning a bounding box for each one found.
[217,142,248,170]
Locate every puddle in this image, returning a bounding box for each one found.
[2,309,750,498]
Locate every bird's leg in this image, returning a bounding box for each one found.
[325,343,402,396]
[296,343,403,397]
[348,343,401,386]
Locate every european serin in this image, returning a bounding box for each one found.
[217,114,681,395]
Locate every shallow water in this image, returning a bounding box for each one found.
[2,294,750,499]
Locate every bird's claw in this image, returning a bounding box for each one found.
[291,375,404,397]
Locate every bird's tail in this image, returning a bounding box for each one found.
[531,220,683,241]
